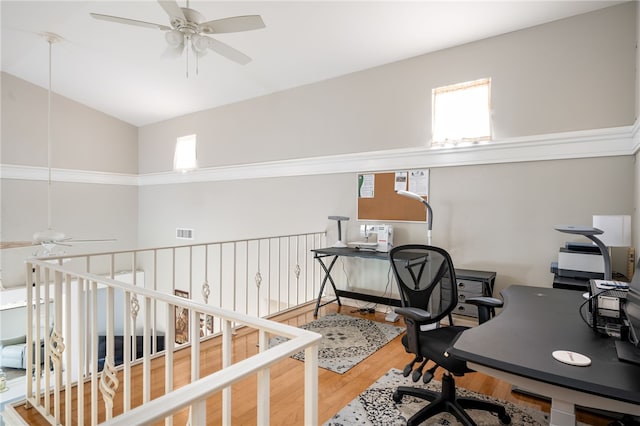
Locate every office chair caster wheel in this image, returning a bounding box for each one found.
[498,413,511,425]
[392,390,403,403]
[402,364,413,377]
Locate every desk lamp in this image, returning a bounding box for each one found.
[328,216,349,248]
[555,225,612,280]
[396,190,433,245]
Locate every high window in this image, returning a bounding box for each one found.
[173,134,198,172]
[431,78,491,147]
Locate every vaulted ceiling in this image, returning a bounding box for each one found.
[1,1,624,127]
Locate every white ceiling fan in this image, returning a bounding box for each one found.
[90,0,265,68]
[0,33,115,254]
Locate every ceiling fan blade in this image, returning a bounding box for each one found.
[200,15,265,34]
[0,241,35,249]
[51,242,73,247]
[157,0,186,22]
[68,238,117,243]
[90,13,171,31]
[203,36,251,65]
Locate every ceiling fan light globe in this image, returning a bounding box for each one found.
[165,29,184,48]
[41,243,58,253]
[191,34,209,53]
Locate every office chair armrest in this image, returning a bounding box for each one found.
[395,307,433,356]
[465,297,503,324]
[465,297,503,308]
[395,307,432,323]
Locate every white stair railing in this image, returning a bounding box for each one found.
[18,231,326,425]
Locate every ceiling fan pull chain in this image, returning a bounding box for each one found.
[186,38,189,78]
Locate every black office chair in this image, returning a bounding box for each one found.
[389,244,511,426]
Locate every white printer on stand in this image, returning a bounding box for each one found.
[552,229,605,290]
[557,242,604,276]
[552,217,632,290]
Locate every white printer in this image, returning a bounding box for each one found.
[556,242,604,278]
[557,242,604,275]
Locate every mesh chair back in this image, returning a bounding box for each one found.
[389,245,458,324]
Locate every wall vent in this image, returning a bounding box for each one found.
[176,228,194,240]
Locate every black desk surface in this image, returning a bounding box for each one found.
[450,285,640,405]
[311,247,389,260]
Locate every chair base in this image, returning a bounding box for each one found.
[392,372,511,426]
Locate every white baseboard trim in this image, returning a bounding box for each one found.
[1,124,636,186]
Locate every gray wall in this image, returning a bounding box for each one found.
[139,156,634,296]
[137,3,637,293]
[1,73,138,173]
[138,174,349,247]
[430,157,634,294]
[1,73,139,286]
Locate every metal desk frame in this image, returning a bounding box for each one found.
[312,247,396,316]
[311,247,495,317]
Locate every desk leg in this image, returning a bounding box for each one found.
[550,399,576,426]
[313,255,341,317]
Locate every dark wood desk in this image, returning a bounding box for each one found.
[450,285,640,426]
[311,247,495,317]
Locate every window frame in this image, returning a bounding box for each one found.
[431,78,492,148]
[173,134,198,172]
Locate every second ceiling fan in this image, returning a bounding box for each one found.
[0,33,116,253]
[90,0,265,67]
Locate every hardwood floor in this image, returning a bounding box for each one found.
[12,302,616,425]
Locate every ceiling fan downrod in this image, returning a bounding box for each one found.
[41,32,62,232]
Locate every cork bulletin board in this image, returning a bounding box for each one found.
[357,170,429,222]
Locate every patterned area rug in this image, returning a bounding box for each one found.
[269,313,404,374]
[325,368,550,426]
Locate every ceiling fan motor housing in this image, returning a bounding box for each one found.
[172,8,205,35]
